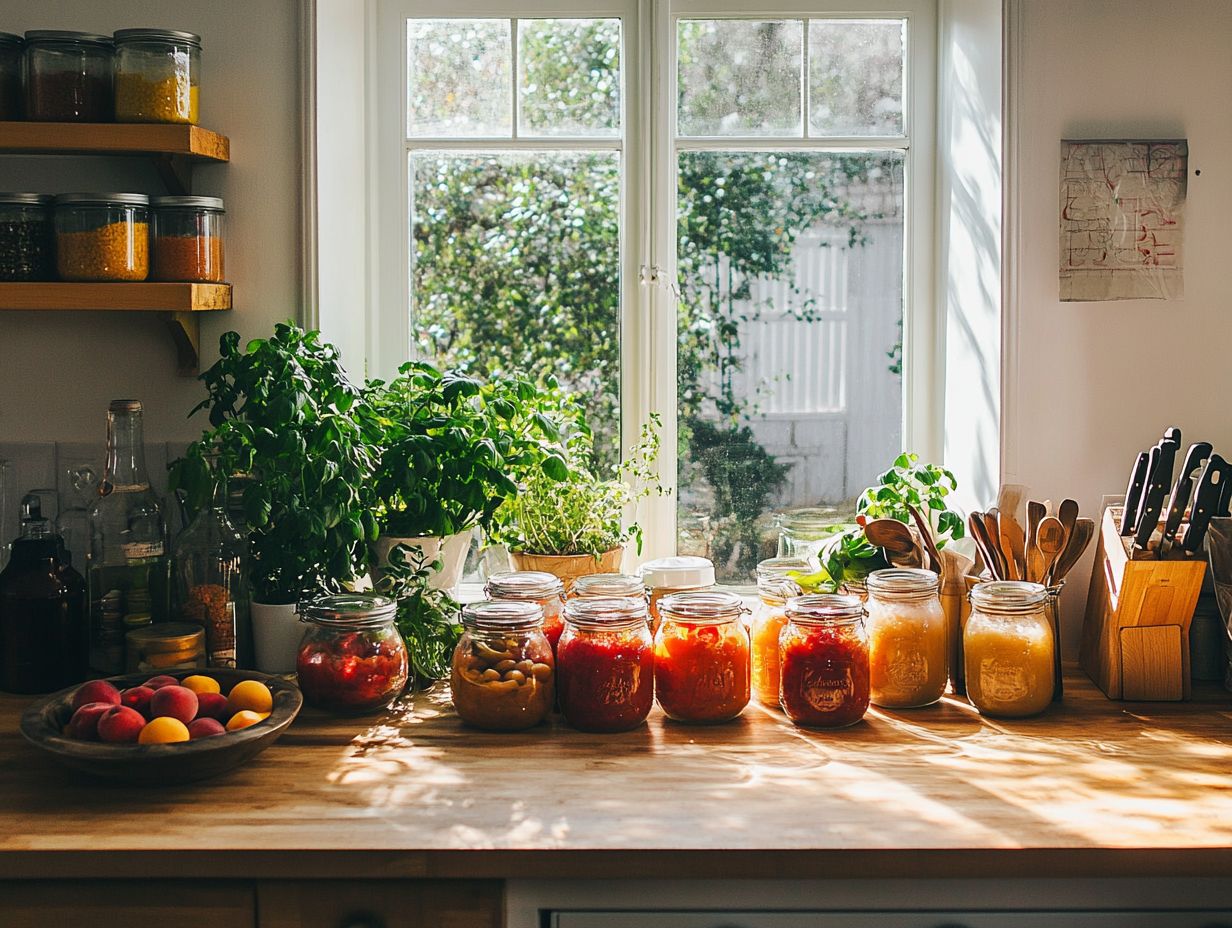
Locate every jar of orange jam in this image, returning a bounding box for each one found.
[750,556,812,708]
[638,556,714,633]
[779,594,870,729]
[964,581,1054,717]
[654,590,750,723]
[866,568,947,708]
[484,571,566,653]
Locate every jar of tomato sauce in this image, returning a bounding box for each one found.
[557,596,654,732]
[750,556,812,708]
[654,590,750,723]
[779,594,870,728]
[866,568,947,708]
[964,581,1054,718]
[638,556,714,632]
[296,594,409,715]
[451,600,554,731]
[570,573,646,604]
[485,570,566,652]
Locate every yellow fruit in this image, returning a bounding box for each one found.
[226,709,266,732]
[226,679,273,715]
[180,674,221,695]
[138,717,190,744]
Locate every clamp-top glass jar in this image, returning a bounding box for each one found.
[296,594,409,714]
[654,589,750,724]
[55,193,150,282]
[152,195,225,282]
[866,568,947,708]
[964,581,1054,718]
[570,573,646,603]
[779,594,870,729]
[0,33,21,120]
[451,600,554,731]
[0,194,54,282]
[114,28,201,124]
[484,570,566,651]
[557,597,654,732]
[638,556,715,632]
[750,555,812,708]
[24,31,113,122]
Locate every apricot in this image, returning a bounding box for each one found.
[187,718,226,740]
[225,709,267,732]
[195,691,228,721]
[66,702,114,741]
[149,685,198,725]
[226,680,273,716]
[120,685,155,718]
[180,675,221,695]
[143,674,180,690]
[138,717,190,744]
[97,706,146,743]
[70,680,121,713]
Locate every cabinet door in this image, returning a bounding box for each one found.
[0,880,255,928]
[550,912,1232,928]
[257,880,502,928]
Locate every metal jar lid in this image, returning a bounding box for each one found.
[0,32,22,48]
[125,622,205,654]
[571,573,645,600]
[485,570,565,601]
[969,580,1048,613]
[151,195,225,212]
[54,193,151,208]
[113,28,202,48]
[461,600,544,632]
[564,596,648,630]
[0,193,53,207]
[657,589,746,624]
[785,593,865,625]
[299,593,397,629]
[24,30,113,46]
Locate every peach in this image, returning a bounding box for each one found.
[225,709,266,732]
[97,706,146,744]
[187,718,226,740]
[149,685,198,724]
[195,691,228,721]
[66,702,114,741]
[138,717,190,744]
[70,680,121,713]
[143,674,180,690]
[120,685,155,718]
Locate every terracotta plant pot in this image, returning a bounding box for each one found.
[371,531,472,592]
[508,547,624,592]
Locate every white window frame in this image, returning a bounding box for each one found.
[370,0,937,566]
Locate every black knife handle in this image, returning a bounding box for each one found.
[1183,454,1230,554]
[1135,441,1178,551]
[1161,441,1213,549]
[1163,426,1182,446]
[1119,451,1151,536]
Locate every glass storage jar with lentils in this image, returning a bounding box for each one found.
[114,29,201,124]
[0,33,21,119]
[0,194,54,281]
[152,196,224,282]
[54,193,149,281]
[24,31,113,122]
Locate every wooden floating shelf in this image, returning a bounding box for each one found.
[0,121,229,162]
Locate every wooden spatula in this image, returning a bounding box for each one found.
[1050,517,1095,584]
[1036,516,1067,586]
[1026,500,1047,583]
[999,511,1025,581]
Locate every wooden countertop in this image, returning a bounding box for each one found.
[2,668,1231,881]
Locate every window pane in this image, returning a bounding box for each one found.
[518,19,621,138]
[677,20,802,137]
[808,19,905,137]
[410,151,622,465]
[408,19,511,137]
[675,151,905,580]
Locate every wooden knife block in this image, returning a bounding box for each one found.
[1080,507,1205,700]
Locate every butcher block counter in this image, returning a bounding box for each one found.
[1,668,1231,927]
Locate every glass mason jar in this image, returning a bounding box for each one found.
[779,594,870,729]
[638,556,715,633]
[654,590,750,724]
[24,31,113,122]
[570,573,646,603]
[839,577,869,603]
[0,194,55,282]
[54,193,150,282]
[0,33,22,120]
[451,600,554,731]
[296,594,409,715]
[964,581,1054,718]
[151,195,225,282]
[557,596,654,732]
[866,568,947,708]
[114,28,201,124]
[125,621,205,674]
[775,506,841,560]
[484,570,566,652]
[750,555,812,708]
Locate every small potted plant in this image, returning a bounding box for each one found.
[363,363,571,591]
[171,324,377,673]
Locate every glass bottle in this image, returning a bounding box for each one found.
[866,568,947,708]
[779,594,870,729]
[297,594,409,714]
[87,400,171,674]
[174,459,249,668]
[654,590,750,723]
[450,600,554,731]
[964,581,1054,718]
[55,463,98,571]
[0,496,88,693]
[557,596,654,732]
[750,555,812,708]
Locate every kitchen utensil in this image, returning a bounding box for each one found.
[1130,443,1162,537]
[1036,516,1066,584]
[1051,517,1094,583]
[1160,442,1213,556]
[906,505,943,574]
[996,483,1027,531]
[863,518,917,558]
[1057,498,1079,549]
[985,508,1007,578]
[1118,451,1151,536]
[1026,500,1046,582]
[1182,454,1231,555]
[968,512,1003,578]
[1162,426,1182,446]
[1134,439,1178,553]
[999,510,1026,581]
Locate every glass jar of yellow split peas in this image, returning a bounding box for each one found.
[114,29,200,124]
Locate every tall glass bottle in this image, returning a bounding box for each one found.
[88,400,171,673]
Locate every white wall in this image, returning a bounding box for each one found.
[1006,0,1232,652]
[0,0,304,444]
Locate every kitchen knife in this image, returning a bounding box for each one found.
[1159,441,1213,555]
[1118,450,1151,535]
[1162,426,1182,446]
[1183,454,1231,555]
[1220,470,1232,518]
[1133,440,1178,553]
[1130,443,1162,539]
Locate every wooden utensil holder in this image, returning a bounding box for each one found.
[1080,506,1205,700]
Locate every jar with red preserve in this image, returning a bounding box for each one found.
[654,590,750,724]
[779,594,870,729]
[485,570,566,651]
[451,601,554,731]
[557,597,654,732]
[750,556,813,708]
[296,594,409,715]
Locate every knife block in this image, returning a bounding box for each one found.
[1080,507,1205,700]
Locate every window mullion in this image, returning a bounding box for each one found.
[510,18,519,140]
[801,17,809,139]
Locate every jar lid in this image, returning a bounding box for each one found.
[484,570,564,600]
[55,193,151,208]
[867,567,940,596]
[571,573,645,599]
[658,589,745,624]
[24,30,113,46]
[638,555,715,588]
[0,193,53,207]
[109,398,143,413]
[564,596,648,630]
[775,506,840,532]
[462,600,544,631]
[125,622,204,653]
[786,593,864,624]
[755,555,814,599]
[113,28,202,48]
[152,195,224,212]
[0,32,22,48]
[299,593,397,628]
[969,580,1047,612]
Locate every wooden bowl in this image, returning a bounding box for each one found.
[19,669,302,784]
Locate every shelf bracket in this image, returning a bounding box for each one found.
[165,311,201,375]
[154,154,193,195]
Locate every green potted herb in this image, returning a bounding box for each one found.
[171,324,377,673]
[371,543,463,687]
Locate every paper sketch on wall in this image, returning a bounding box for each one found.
[1059,139,1187,301]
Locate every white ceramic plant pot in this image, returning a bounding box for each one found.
[371,530,472,592]
[250,601,303,674]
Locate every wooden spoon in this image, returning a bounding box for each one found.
[1057,498,1079,559]
[1026,500,1047,583]
[1035,516,1067,585]
[968,512,1001,578]
[1050,517,1095,584]
[863,518,916,557]
[984,509,1006,579]
[907,504,943,575]
[998,510,1025,581]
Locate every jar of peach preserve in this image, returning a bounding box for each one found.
[557,596,654,732]
[964,581,1054,717]
[779,594,870,729]
[484,571,566,653]
[866,568,947,708]
[654,590,750,723]
[750,556,812,708]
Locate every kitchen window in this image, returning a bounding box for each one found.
[370,0,937,576]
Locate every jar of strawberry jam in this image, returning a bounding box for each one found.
[557,597,654,732]
[779,594,870,729]
[485,570,566,652]
[296,594,409,715]
[750,556,812,708]
[654,590,750,724]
